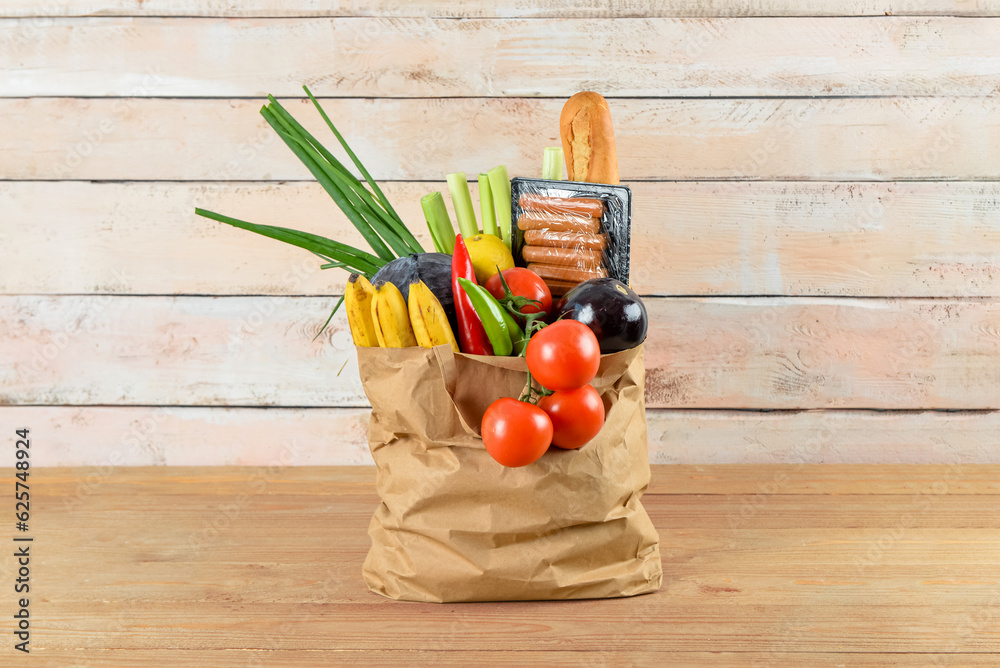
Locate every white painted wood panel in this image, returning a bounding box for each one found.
[2,1,998,18]
[5,17,999,98]
[5,296,1000,409]
[6,181,1000,297]
[6,7,1000,465]
[4,97,996,181]
[7,406,1000,466]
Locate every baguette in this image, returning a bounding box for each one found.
[559,91,620,185]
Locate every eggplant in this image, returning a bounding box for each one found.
[372,253,457,332]
[551,278,647,353]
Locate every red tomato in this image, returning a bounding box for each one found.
[526,320,601,391]
[481,398,553,467]
[485,268,552,316]
[538,385,606,450]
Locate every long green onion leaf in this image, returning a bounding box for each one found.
[309,251,340,265]
[324,168,421,256]
[265,96,423,256]
[302,86,408,235]
[261,106,396,262]
[278,126,414,258]
[266,95,358,185]
[197,90,428,340]
[338,177,422,255]
[195,208,384,276]
[312,294,345,342]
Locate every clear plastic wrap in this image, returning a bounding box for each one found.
[510,178,632,297]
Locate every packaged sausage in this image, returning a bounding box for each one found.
[510,177,631,296]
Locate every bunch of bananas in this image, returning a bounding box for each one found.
[345,275,459,352]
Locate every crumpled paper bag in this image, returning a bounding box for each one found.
[357,343,662,602]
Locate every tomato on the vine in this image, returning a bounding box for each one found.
[526,320,601,391]
[485,268,552,317]
[538,385,606,450]
[481,398,553,467]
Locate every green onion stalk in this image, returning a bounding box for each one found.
[195,85,424,337]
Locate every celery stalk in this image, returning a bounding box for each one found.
[478,173,498,238]
[543,147,564,180]
[487,165,512,250]
[447,172,479,238]
[421,191,455,254]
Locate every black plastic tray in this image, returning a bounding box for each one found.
[509,177,632,285]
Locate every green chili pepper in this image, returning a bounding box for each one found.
[500,307,527,355]
[457,278,512,356]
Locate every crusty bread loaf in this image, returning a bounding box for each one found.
[559,92,620,185]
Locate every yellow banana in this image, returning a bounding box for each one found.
[407,280,460,352]
[371,281,417,348]
[344,274,378,347]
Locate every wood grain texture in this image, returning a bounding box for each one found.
[3,465,996,661]
[32,505,1000,594]
[7,181,1000,297]
[20,650,1000,668]
[23,464,1000,495]
[4,96,998,181]
[4,295,1000,409]
[7,406,1000,466]
[31,493,1000,535]
[15,601,1000,651]
[6,17,1000,97]
[646,409,1000,464]
[3,0,999,17]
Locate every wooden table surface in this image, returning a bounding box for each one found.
[10,464,1000,667]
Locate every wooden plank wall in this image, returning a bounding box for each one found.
[3,2,1000,465]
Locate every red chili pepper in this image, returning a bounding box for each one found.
[452,234,493,355]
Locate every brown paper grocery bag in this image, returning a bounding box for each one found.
[357,343,662,602]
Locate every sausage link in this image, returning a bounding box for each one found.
[522,245,604,269]
[516,212,600,234]
[519,194,605,218]
[543,278,580,290]
[523,229,608,251]
[527,263,608,283]
[543,278,580,297]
